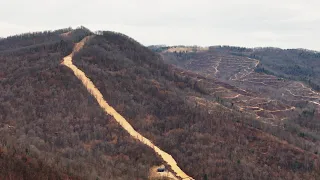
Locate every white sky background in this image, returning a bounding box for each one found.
[0,0,319,50]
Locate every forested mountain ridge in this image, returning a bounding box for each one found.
[153,45,320,174]
[61,35,193,179]
[156,46,320,121]
[72,31,320,179]
[215,46,320,92]
[153,45,320,91]
[1,28,320,179]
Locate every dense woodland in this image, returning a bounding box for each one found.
[73,31,320,179]
[0,28,320,179]
[0,28,162,179]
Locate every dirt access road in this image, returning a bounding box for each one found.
[61,35,193,180]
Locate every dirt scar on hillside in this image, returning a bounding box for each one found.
[61,36,194,180]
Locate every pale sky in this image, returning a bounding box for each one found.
[0,0,319,50]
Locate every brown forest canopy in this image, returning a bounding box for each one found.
[0,27,320,179]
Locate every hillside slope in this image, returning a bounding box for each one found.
[1,28,320,179]
[157,46,320,139]
[204,46,320,91]
[72,31,320,179]
[0,28,162,180]
[228,47,320,91]
[61,35,192,179]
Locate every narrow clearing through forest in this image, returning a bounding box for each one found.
[61,36,193,180]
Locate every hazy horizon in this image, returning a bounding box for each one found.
[1,0,319,51]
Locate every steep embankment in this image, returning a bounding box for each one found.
[61,36,193,180]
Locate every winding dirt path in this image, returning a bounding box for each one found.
[230,57,259,81]
[61,36,193,180]
[213,58,221,76]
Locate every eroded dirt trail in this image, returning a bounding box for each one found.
[62,36,193,180]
